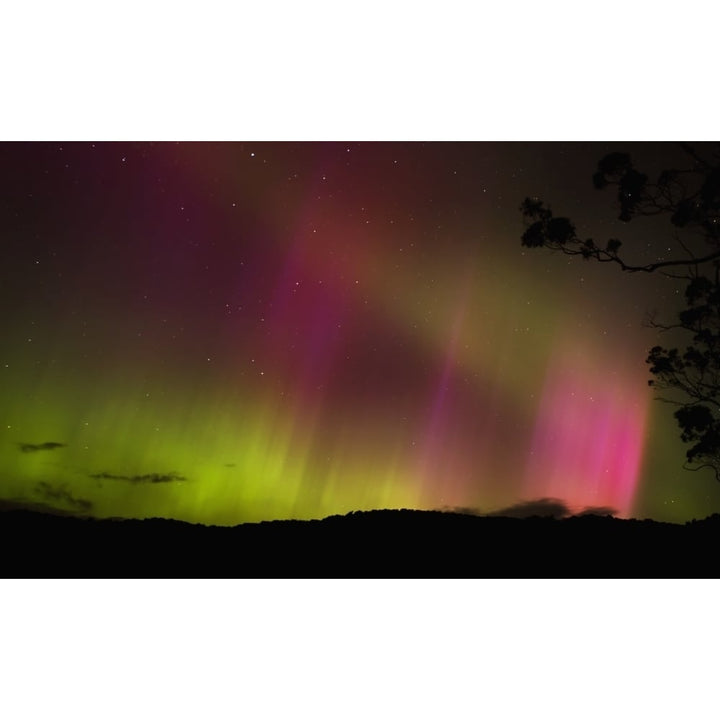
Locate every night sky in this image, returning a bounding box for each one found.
[3,141,720,525]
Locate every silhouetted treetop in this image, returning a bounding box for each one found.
[520,142,720,480]
[521,143,720,277]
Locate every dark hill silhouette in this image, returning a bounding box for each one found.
[1,507,717,578]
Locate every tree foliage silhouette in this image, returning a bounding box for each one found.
[520,143,720,479]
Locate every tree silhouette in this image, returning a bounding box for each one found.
[520,143,720,479]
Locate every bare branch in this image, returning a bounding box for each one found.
[553,244,720,276]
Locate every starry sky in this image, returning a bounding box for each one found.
[3,140,720,525]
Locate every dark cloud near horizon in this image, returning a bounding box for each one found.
[575,505,617,517]
[487,499,619,519]
[0,498,87,516]
[487,498,571,519]
[0,482,94,517]
[90,471,187,484]
[34,481,93,513]
[18,441,67,453]
[439,506,482,516]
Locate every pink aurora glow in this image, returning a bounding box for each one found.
[523,348,649,517]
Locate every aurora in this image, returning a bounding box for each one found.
[2,141,719,525]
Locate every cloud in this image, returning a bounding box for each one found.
[0,498,87,517]
[487,498,571,519]
[34,481,93,513]
[575,505,617,517]
[438,505,482,516]
[0,482,94,517]
[440,500,618,520]
[89,471,187,484]
[18,441,67,453]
